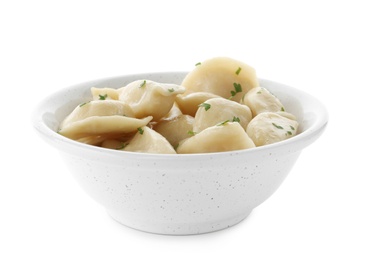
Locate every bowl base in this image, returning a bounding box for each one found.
[107,209,252,235]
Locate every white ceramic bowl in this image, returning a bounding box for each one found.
[32,72,328,235]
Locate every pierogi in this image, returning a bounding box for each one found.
[58,57,299,154]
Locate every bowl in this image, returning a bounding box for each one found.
[32,72,328,235]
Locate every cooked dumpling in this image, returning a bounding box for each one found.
[123,126,176,154]
[60,100,134,129]
[177,122,255,154]
[181,57,259,101]
[91,87,119,100]
[242,87,285,117]
[175,92,221,117]
[59,115,153,140]
[246,112,299,146]
[118,80,185,121]
[193,97,252,133]
[153,114,194,147]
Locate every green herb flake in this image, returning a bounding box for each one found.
[290,125,295,130]
[272,122,284,129]
[230,83,242,98]
[137,127,144,135]
[140,80,146,88]
[198,102,211,111]
[256,91,262,94]
[187,130,196,136]
[79,101,90,107]
[116,142,129,150]
[168,88,175,93]
[217,120,230,126]
[235,67,242,75]
[281,107,285,111]
[195,62,201,66]
[99,94,108,100]
[286,131,293,136]
[232,116,240,122]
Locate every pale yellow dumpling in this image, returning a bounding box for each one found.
[153,114,194,147]
[246,112,299,147]
[175,92,221,117]
[60,100,134,129]
[59,115,153,140]
[242,87,285,117]
[177,122,255,154]
[181,57,259,101]
[123,126,176,154]
[193,97,252,133]
[119,80,185,121]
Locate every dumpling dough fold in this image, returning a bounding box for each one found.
[177,122,255,154]
[119,80,185,121]
[59,115,153,140]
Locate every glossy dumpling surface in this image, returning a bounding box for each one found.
[181,57,259,101]
[177,122,255,154]
[246,112,299,146]
[60,100,135,129]
[175,92,221,117]
[119,80,185,121]
[59,115,153,140]
[242,87,285,117]
[193,97,252,133]
[153,114,194,147]
[123,126,176,154]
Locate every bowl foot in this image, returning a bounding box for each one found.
[106,209,252,235]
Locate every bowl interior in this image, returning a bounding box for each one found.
[33,72,328,156]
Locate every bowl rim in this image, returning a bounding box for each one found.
[32,72,329,160]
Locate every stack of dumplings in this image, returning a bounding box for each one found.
[58,57,299,154]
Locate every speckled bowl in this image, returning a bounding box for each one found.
[32,72,328,235]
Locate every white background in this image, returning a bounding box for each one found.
[1,0,370,259]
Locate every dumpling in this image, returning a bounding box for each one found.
[59,115,153,140]
[181,57,259,101]
[118,79,185,121]
[193,97,252,133]
[246,112,299,147]
[123,126,176,154]
[91,87,119,100]
[159,103,183,121]
[175,92,221,117]
[153,114,194,147]
[177,122,255,154]
[60,100,134,129]
[242,87,285,117]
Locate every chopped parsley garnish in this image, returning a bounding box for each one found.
[230,83,242,98]
[168,88,175,92]
[256,91,262,94]
[217,120,230,126]
[116,142,128,150]
[232,116,240,122]
[187,130,196,136]
[140,80,146,88]
[290,125,295,130]
[198,102,211,111]
[99,94,108,100]
[79,101,90,107]
[137,127,144,135]
[195,62,201,66]
[272,122,284,129]
[281,107,285,111]
[286,131,293,136]
[235,67,242,75]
